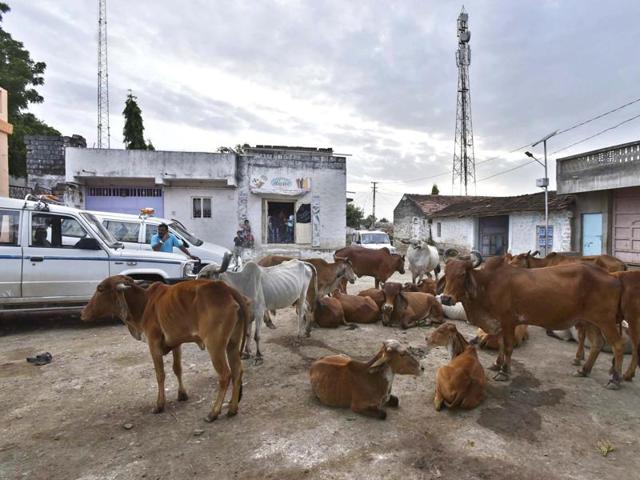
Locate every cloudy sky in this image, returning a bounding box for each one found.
[5,0,640,219]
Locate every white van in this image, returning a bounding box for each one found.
[92,210,230,268]
[0,196,196,314]
[351,229,397,253]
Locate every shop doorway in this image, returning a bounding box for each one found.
[267,201,295,244]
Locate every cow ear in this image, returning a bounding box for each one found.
[369,349,389,370]
[115,289,131,323]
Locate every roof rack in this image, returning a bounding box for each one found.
[23,194,65,212]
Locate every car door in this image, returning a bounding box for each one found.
[103,219,142,250]
[0,208,23,298]
[22,212,109,298]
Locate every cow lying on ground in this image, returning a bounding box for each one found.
[402,278,436,295]
[333,291,380,324]
[199,258,316,361]
[314,296,357,329]
[309,340,422,419]
[334,246,405,288]
[81,275,249,421]
[427,323,486,411]
[402,239,441,283]
[472,325,529,350]
[357,288,385,309]
[380,282,444,329]
[441,253,627,388]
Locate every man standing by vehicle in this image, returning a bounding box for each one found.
[151,223,199,261]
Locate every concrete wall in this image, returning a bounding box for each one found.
[0,88,11,197]
[393,196,428,242]
[66,148,237,186]
[432,217,476,253]
[509,211,572,254]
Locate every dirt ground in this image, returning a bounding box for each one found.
[1,271,639,480]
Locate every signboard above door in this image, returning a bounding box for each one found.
[250,174,311,196]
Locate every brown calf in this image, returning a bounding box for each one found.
[381,282,444,329]
[309,340,422,419]
[427,323,486,410]
[473,325,529,350]
[81,276,250,421]
[314,296,357,329]
[334,246,405,288]
[333,291,381,324]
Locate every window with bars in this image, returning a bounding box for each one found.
[88,187,162,197]
[192,197,212,219]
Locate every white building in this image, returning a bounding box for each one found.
[64,145,346,251]
[394,191,574,256]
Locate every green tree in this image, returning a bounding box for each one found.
[346,202,364,228]
[379,217,389,223]
[122,91,150,150]
[431,183,440,195]
[0,2,59,177]
[146,139,155,151]
[364,214,376,229]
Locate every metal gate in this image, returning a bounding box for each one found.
[613,187,640,264]
[478,215,508,256]
[85,186,164,216]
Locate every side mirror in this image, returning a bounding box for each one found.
[182,240,190,248]
[75,237,102,250]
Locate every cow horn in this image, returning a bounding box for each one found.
[213,251,231,274]
[526,250,531,257]
[531,250,541,257]
[470,250,483,268]
[116,283,131,291]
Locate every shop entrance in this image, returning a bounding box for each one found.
[267,201,295,244]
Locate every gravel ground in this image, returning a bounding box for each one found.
[1,271,639,480]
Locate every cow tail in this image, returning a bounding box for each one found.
[229,288,250,355]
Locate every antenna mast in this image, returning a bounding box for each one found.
[452,6,475,195]
[97,0,110,148]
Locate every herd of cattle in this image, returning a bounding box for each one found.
[80,241,639,422]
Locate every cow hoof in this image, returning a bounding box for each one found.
[469,336,479,345]
[573,369,589,378]
[205,414,218,423]
[178,391,189,402]
[152,406,164,414]
[492,372,509,382]
[265,320,277,330]
[386,395,399,407]
[378,410,387,420]
[241,352,252,360]
[488,363,501,372]
[571,358,582,366]
[226,409,238,418]
[623,373,635,382]
[253,357,264,366]
[605,380,621,390]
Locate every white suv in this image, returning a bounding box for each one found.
[0,196,196,314]
[351,229,397,253]
[92,211,230,270]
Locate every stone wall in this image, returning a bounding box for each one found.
[26,134,86,192]
[393,196,428,243]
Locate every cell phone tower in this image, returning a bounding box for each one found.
[97,0,111,148]
[452,6,475,195]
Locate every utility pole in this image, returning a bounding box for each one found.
[371,181,378,225]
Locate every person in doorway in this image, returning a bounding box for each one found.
[151,223,199,261]
[286,214,294,243]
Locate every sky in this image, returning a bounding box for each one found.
[5,0,640,220]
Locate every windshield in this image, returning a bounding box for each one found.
[81,213,118,246]
[362,233,390,244]
[169,221,204,246]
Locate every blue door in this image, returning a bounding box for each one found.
[582,213,603,255]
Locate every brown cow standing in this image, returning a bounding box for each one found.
[314,295,357,329]
[380,282,444,329]
[427,323,486,410]
[441,253,627,388]
[509,250,626,273]
[333,246,405,288]
[81,276,250,421]
[333,291,380,324]
[310,340,423,419]
[611,271,640,381]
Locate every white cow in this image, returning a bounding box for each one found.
[404,239,441,284]
[198,257,316,362]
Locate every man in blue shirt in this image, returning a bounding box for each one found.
[151,223,199,261]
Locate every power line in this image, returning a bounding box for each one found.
[556,96,640,135]
[551,111,640,155]
[477,159,537,182]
